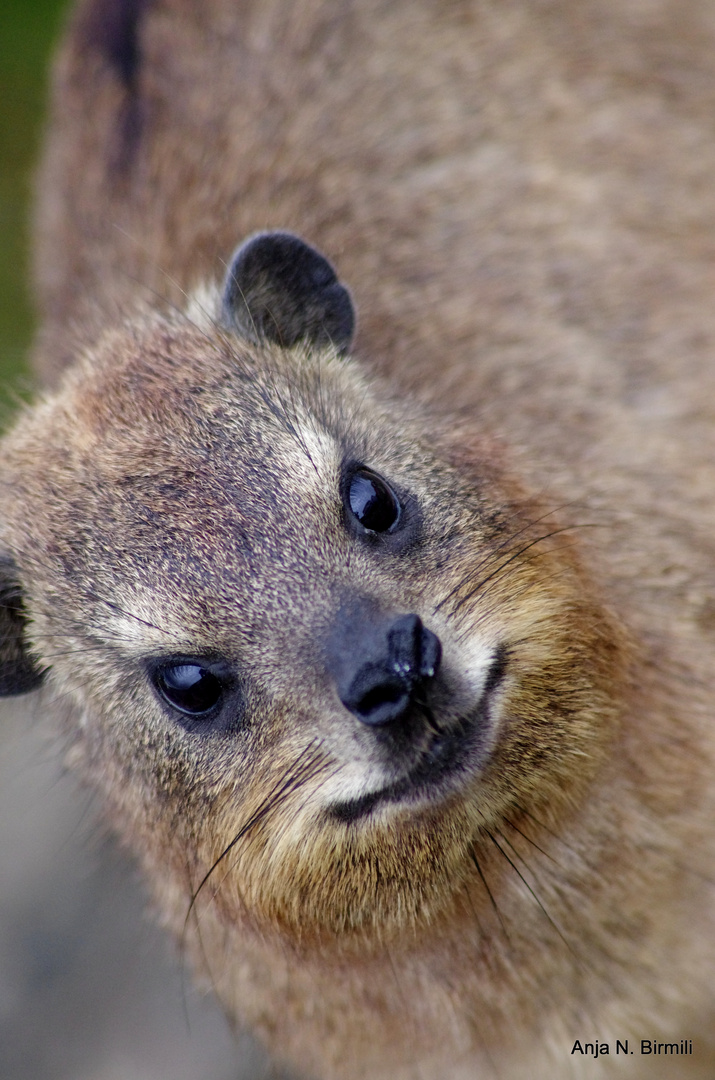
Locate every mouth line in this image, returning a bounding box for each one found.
[329,646,508,825]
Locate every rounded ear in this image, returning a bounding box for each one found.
[0,555,45,696]
[221,231,355,355]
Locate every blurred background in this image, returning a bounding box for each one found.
[0,0,62,409]
[0,4,284,1078]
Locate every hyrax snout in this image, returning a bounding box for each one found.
[327,608,442,730]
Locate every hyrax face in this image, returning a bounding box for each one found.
[0,234,621,943]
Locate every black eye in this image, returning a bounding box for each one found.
[154,663,224,715]
[346,468,401,533]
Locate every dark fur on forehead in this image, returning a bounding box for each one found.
[74,0,154,173]
[78,0,153,88]
[221,232,355,355]
[0,555,45,696]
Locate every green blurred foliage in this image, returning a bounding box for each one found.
[0,0,67,421]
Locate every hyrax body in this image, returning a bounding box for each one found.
[2,0,715,1077]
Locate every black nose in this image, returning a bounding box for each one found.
[330,611,442,727]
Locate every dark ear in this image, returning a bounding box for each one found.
[0,555,45,696]
[221,232,355,355]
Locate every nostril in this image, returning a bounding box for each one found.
[419,626,441,680]
[387,614,442,683]
[359,682,406,713]
[386,614,422,673]
[340,666,411,727]
[326,604,443,728]
[337,615,442,728]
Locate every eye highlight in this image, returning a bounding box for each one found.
[346,467,401,533]
[154,662,224,716]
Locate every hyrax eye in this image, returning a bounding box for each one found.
[346,467,401,533]
[154,663,224,715]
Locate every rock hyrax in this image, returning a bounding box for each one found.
[3,0,715,1077]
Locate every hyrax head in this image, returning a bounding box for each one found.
[0,233,623,942]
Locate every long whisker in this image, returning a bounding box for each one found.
[433,501,594,616]
[449,524,598,621]
[486,830,575,959]
[185,740,329,929]
[512,803,585,861]
[502,814,561,866]
[469,846,509,941]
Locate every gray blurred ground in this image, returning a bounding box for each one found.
[0,694,286,1080]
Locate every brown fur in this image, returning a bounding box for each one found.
[2,0,715,1076]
